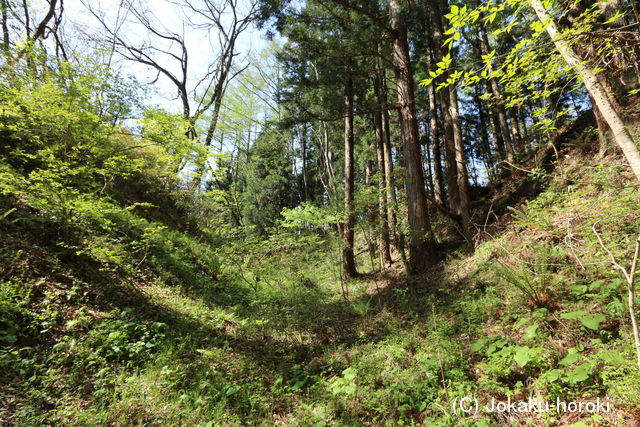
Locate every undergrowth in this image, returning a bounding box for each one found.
[2,59,640,425]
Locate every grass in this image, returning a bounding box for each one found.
[2,148,640,425]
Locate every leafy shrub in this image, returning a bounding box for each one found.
[86,310,167,365]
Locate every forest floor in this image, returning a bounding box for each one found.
[3,135,640,425]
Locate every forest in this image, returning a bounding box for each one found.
[1,0,640,424]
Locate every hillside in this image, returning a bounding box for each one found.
[3,0,640,425]
[2,105,640,424]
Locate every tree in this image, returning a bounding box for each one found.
[240,124,292,234]
[86,0,257,188]
[342,70,358,278]
[389,0,437,273]
[528,0,640,180]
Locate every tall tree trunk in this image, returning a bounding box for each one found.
[426,52,446,205]
[423,121,435,197]
[1,0,9,49]
[474,86,496,179]
[374,99,392,268]
[300,124,309,201]
[481,79,506,159]
[518,106,531,153]
[364,158,378,270]
[429,0,460,213]
[449,85,472,240]
[479,23,515,166]
[380,67,409,269]
[389,0,436,274]
[192,76,227,189]
[342,73,358,278]
[530,0,640,180]
[440,88,459,212]
[509,107,523,152]
[591,95,610,155]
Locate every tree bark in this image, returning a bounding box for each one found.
[1,0,9,49]
[440,86,459,212]
[449,86,472,240]
[479,22,515,165]
[425,48,446,205]
[530,0,640,180]
[374,100,392,268]
[474,86,496,179]
[509,107,523,152]
[364,158,378,270]
[389,0,436,274]
[342,72,358,278]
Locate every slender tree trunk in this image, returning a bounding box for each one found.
[479,23,515,166]
[482,80,506,159]
[426,56,445,205]
[342,72,358,278]
[1,0,9,49]
[300,124,309,201]
[440,88,459,212]
[380,72,409,270]
[530,0,640,180]
[474,86,496,178]
[429,0,460,213]
[423,121,435,197]
[21,0,30,39]
[449,85,472,240]
[192,77,226,188]
[374,104,392,268]
[590,94,610,155]
[509,107,523,152]
[364,158,377,270]
[518,106,531,153]
[389,0,436,274]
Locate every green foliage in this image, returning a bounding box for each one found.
[85,310,167,365]
[240,124,293,234]
[482,243,566,307]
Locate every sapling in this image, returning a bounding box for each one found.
[593,222,640,370]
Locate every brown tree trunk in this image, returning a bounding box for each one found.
[449,86,472,240]
[389,0,436,274]
[342,72,358,278]
[481,80,506,159]
[374,102,392,268]
[474,86,496,179]
[426,51,446,205]
[429,0,460,213]
[364,158,378,271]
[509,107,523,152]
[440,88,459,212]
[530,0,640,180]
[1,0,9,49]
[479,23,515,166]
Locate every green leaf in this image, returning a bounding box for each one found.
[486,339,507,355]
[545,369,563,382]
[514,346,532,367]
[588,280,605,291]
[558,349,581,366]
[471,338,490,351]
[595,349,625,366]
[514,317,531,328]
[560,310,588,320]
[569,284,588,296]
[580,314,605,330]
[342,367,357,381]
[524,323,539,340]
[565,363,592,384]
